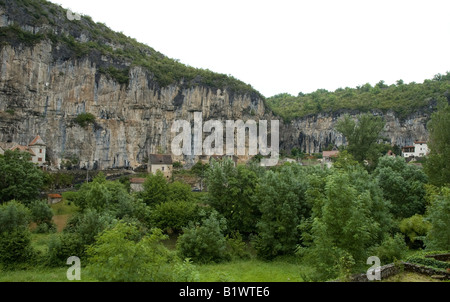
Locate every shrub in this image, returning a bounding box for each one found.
[177,212,230,264]
[86,222,199,282]
[0,229,36,269]
[399,214,431,248]
[46,232,85,267]
[29,200,56,233]
[74,113,96,127]
[150,200,199,233]
[368,233,408,264]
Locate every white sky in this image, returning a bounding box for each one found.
[50,0,450,97]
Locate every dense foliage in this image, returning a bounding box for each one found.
[267,75,450,121]
[0,150,44,204]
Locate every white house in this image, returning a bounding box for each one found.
[402,141,429,158]
[1,136,47,168]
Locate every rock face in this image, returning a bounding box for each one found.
[0,2,435,170]
[280,109,432,154]
[0,41,268,169]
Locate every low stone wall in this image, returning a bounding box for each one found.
[350,262,450,282]
[425,253,450,262]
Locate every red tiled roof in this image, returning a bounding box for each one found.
[130,178,146,184]
[322,151,339,157]
[29,135,46,146]
[48,194,62,198]
[11,145,36,156]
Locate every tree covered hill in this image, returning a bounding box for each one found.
[266,74,450,122]
[0,0,263,98]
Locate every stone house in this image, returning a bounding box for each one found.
[148,154,173,179]
[47,193,62,205]
[0,135,47,168]
[130,178,146,192]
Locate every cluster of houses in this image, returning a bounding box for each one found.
[1,134,431,200]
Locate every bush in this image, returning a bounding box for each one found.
[177,212,230,264]
[46,232,85,267]
[74,113,96,127]
[29,200,56,233]
[0,229,36,269]
[399,214,431,248]
[150,200,199,233]
[368,233,408,264]
[86,222,199,282]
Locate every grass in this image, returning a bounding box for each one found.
[196,258,310,282]
[382,271,443,282]
[0,267,97,282]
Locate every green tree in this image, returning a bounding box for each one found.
[141,171,169,206]
[0,150,44,204]
[335,113,385,165]
[254,165,309,259]
[206,159,260,236]
[302,169,392,281]
[0,201,35,268]
[424,187,450,250]
[374,156,428,219]
[424,101,450,187]
[177,211,229,264]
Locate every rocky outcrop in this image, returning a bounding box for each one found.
[280,109,431,154]
[0,41,268,170]
[0,1,436,170]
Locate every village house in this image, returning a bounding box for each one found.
[0,136,47,168]
[402,141,429,158]
[322,150,340,168]
[148,154,173,179]
[130,178,146,193]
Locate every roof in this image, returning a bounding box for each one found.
[29,135,46,146]
[149,154,173,165]
[130,178,146,184]
[48,194,62,198]
[322,151,340,158]
[11,145,36,156]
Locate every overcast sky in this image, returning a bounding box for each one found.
[50,0,450,97]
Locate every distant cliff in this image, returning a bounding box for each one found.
[0,0,438,170]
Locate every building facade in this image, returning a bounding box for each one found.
[402,141,429,158]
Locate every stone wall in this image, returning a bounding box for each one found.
[350,261,450,282]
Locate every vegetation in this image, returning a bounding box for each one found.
[0,150,44,204]
[267,74,450,121]
[74,113,96,128]
[0,0,262,96]
[424,101,450,187]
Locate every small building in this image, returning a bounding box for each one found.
[130,178,146,193]
[47,194,62,205]
[0,136,47,168]
[148,154,173,179]
[402,141,429,158]
[28,135,46,167]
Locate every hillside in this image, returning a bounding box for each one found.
[0,0,271,170]
[267,76,450,122]
[0,0,263,98]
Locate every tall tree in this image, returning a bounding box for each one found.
[336,113,385,165]
[0,150,44,204]
[424,101,450,187]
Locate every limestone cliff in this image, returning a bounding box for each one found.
[280,109,432,154]
[0,0,436,170]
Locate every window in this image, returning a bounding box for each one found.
[38,158,43,162]
[162,167,165,171]
[40,149,42,153]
